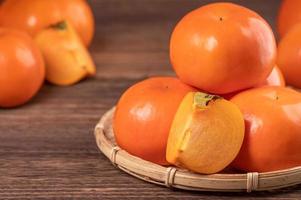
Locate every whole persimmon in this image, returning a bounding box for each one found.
[277,23,301,88]
[231,86,301,172]
[0,28,45,108]
[277,0,301,38]
[0,0,94,46]
[113,77,196,165]
[170,3,276,94]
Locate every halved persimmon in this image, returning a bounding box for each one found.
[166,92,244,174]
[35,21,96,86]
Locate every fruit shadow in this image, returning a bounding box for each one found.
[9,82,61,110]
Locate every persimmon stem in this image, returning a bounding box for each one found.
[193,92,220,108]
[48,21,67,30]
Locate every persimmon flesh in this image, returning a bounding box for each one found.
[166,92,244,174]
[35,21,96,86]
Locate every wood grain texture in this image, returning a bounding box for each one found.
[3,0,301,199]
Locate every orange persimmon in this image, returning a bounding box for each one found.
[0,0,94,46]
[255,66,285,87]
[166,92,244,174]
[170,2,276,94]
[277,23,301,88]
[231,86,301,172]
[277,0,301,38]
[0,28,45,108]
[113,77,196,165]
[223,66,285,100]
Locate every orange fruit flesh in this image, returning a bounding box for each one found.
[35,21,96,86]
[166,92,245,174]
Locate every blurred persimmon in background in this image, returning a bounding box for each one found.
[170,3,276,94]
[35,21,96,86]
[113,77,196,165]
[0,29,45,108]
[277,23,301,88]
[277,0,301,38]
[0,0,94,46]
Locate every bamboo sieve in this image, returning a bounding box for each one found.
[94,107,301,193]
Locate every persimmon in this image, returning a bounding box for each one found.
[166,92,244,174]
[223,66,285,100]
[0,28,45,108]
[0,0,94,46]
[113,77,196,165]
[35,21,96,86]
[277,23,301,88]
[231,86,301,172]
[255,66,285,87]
[277,0,301,38]
[170,2,276,94]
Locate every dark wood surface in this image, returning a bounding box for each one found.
[3,0,301,199]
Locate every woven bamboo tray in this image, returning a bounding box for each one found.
[94,107,301,192]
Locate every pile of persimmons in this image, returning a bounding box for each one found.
[0,0,95,108]
[113,1,301,174]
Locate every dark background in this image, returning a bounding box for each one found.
[3,0,299,199]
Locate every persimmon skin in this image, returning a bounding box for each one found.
[231,86,301,172]
[223,67,285,100]
[0,0,94,46]
[277,23,301,88]
[255,66,285,87]
[0,29,45,108]
[170,3,276,94]
[113,77,196,165]
[277,0,301,38]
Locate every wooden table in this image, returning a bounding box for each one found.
[2,0,301,199]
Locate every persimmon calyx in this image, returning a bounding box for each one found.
[48,21,67,30]
[193,92,221,108]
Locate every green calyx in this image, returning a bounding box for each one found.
[193,92,221,108]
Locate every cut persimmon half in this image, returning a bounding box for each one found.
[166,92,244,174]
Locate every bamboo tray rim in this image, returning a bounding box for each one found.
[94,107,301,193]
